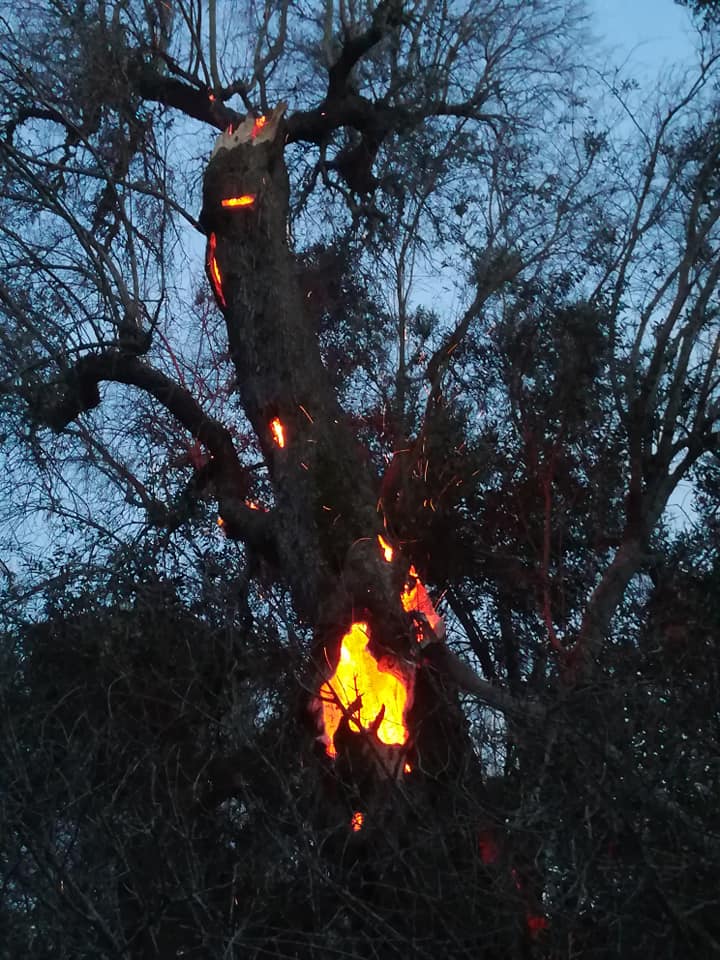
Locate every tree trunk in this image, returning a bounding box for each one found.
[199,118,513,950]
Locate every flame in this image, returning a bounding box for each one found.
[377,534,394,563]
[404,762,412,774]
[270,417,285,448]
[217,516,225,529]
[221,194,256,208]
[350,811,364,832]
[401,565,443,638]
[207,232,226,307]
[251,115,267,138]
[319,622,413,758]
[316,550,443,759]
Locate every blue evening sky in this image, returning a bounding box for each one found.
[590,0,696,70]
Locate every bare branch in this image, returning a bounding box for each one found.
[10,350,273,550]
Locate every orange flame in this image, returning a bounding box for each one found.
[221,194,256,208]
[217,516,225,529]
[377,534,394,563]
[319,622,413,758]
[270,417,285,448]
[404,762,412,774]
[350,810,364,832]
[207,232,226,307]
[251,115,267,138]
[401,565,443,639]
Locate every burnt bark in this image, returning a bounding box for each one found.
[200,119,398,631]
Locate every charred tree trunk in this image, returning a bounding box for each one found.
[198,112,510,950]
[200,112,403,628]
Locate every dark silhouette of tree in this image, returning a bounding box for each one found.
[1,2,720,957]
[677,0,720,24]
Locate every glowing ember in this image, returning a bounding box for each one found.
[377,534,394,563]
[251,115,267,138]
[527,915,549,938]
[319,621,413,758]
[217,516,225,529]
[401,565,443,639]
[404,762,412,774]
[478,830,500,865]
[207,232,226,307]
[350,810,364,832]
[270,417,285,448]
[221,194,256,208]
[244,498,268,512]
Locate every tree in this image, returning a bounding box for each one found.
[677,0,720,24]
[1,1,720,957]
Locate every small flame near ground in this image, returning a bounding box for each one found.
[527,915,550,938]
[251,115,267,138]
[221,194,256,207]
[350,811,364,832]
[478,830,500,865]
[319,622,413,758]
[270,417,285,448]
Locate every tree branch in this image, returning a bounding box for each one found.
[425,643,545,723]
[327,0,404,99]
[424,249,523,403]
[20,351,273,551]
[134,59,236,130]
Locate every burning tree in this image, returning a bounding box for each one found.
[2,1,720,957]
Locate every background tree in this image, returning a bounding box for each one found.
[1,1,720,957]
[677,0,720,24]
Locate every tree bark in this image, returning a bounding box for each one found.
[200,117,400,634]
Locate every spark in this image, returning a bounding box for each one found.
[270,417,285,448]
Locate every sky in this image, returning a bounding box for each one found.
[590,0,697,71]
[590,0,700,529]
